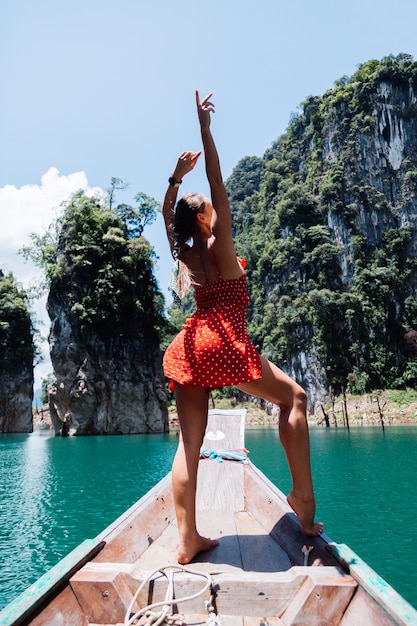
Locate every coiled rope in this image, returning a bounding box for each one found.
[124,564,220,626]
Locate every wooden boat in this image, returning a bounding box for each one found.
[1,409,416,626]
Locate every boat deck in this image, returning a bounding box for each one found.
[67,466,360,626]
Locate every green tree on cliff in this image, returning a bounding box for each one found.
[236,54,417,394]
[0,271,34,374]
[22,188,166,342]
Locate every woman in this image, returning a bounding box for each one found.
[163,91,323,565]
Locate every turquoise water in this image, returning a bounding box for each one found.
[0,426,416,611]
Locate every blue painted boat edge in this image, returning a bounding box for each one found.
[0,538,105,626]
[328,542,417,625]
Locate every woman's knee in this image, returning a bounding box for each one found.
[294,383,307,408]
[180,425,206,450]
[278,382,307,416]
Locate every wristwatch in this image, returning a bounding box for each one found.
[168,176,182,188]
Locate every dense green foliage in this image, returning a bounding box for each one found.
[0,271,34,374]
[239,54,417,393]
[169,54,417,395]
[24,188,166,343]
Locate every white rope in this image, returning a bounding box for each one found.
[124,564,219,626]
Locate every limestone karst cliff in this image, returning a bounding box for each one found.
[0,271,34,433]
[48,308,168,435]
[224,55,417,409]
[46,191,168,435]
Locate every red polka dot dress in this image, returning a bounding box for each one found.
[163,259,262,390]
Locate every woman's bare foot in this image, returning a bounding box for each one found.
[177,533,219,565]
[287,491,324,536]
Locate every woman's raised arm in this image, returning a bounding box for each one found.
[162,150,200,256]
[196,91,232,238]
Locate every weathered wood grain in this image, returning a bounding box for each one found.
[340,586,399,626]
[201,409,246,452]
[197,460,245,512]
[30,585,89,626]
[0,538,103,626]
[119,568,355,618]
[328,543,416,626]
[243,461,338,567]
[71,565,138,625]
[94,474,175,564]
[234,511,292,572]
[280,569,357,625]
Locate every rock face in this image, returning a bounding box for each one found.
[228,57,417,408]
[0,370,33,433]
[48,309,168,435]
[0,270,34,433]
[46,193,169,435]
[324,79,417,258]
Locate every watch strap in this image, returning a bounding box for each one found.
[168,176,182,188]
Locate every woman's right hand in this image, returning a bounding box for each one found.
[196,90,215,129]
[172,150,201,181]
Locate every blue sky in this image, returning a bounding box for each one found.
[1,0,417,386]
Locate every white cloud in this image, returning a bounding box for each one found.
[0,167,103,275]
[0,167,104,389]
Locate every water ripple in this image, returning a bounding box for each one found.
[1,427,416,611]
[0,432,177,608]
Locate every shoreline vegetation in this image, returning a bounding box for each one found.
[32,389,417,432]
[169,388,417,429]
[169,390,417,429]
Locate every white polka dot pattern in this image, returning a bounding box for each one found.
[163,273,262,389]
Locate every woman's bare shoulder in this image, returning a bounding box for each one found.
[210,238,242,279]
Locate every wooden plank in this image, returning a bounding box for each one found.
[90,616,280,626]
[234,511,292,572]
[213,568,350,618]
[280,569,357,625]
[95,472,172,542]
[197,460,245,512]
[131,522,184,570]
[243,462,338,567]
[0,538,104,626]
[67,565,352,621]
[244,618,284,626]
[88,616,251,626]
[202,409,246,452]
[124,568,301,617]
[122,568,347,618]
[131,511,243,573]
[184,616,243,626]
[217,618,244,626]
[93,616,282,625]
[29,585,89,626]
[328,543,417,626]
[340,587,398,625]
[94,474,175,563]
[70,566,140,625]
[193,510,242,570]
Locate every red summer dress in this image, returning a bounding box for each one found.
[163,259,262,390]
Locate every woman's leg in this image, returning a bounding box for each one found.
[237,356,323,536]
[172,383,219,564]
